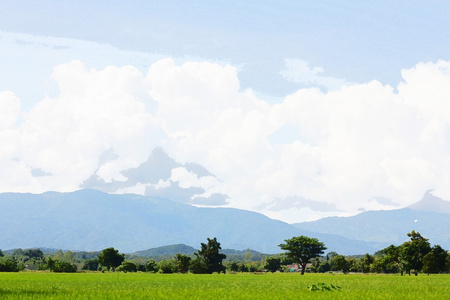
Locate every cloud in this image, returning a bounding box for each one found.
[280,59,352,90]
[2,57,450,222]
[258,196,339,212]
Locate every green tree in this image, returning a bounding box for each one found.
[279,235,327,275]
[361,253,374,273]
[422,245,449,274]
[158,260,176,273]
[238,263,248,272]
[52,260,77,273]
[332,255,349,273]
[191,237,227,274]
[175,253,191,274]
[82,259,99,271]
[0,257,20,272]
[117,261,137,273]
[145,259,158,272]
[98,247,125,271]
[229,261,239,272]
[264,257,282,272]
[0,249,4,257]
[399,231,431,276]
[373,245,400,273]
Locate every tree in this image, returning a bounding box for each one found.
[422,245,449,274]
[145,259,158,272]
[373,244,401,273]
[98,247,125,271]
[175,253,191,274]
[399,231,431,276]
[52,260,77,273]
[158,260,176,274]
[361,253,374,273]
[332,255,349,273]
[279,236,327,275]
[0,257,20,272]
[264,257,282,272]
[0,249,4,257]
[191,237,227,274]
[82,259,99,271]
[117,261,137,273]
[229,261,239,272]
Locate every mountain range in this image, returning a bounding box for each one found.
[1,189,449,255]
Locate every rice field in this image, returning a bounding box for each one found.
[0,272,449,299]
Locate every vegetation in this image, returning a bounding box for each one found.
[279,235,327,275]
[98,247,124,271]
[1,272,450,299]
[0,231,448,276]
[190,237,227,274]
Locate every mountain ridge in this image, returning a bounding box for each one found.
[0,189,381,255]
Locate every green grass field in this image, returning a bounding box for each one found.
[0,272,449,299]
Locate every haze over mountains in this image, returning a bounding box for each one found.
[1,189,448,255]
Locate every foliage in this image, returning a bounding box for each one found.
[373,245,401,273]
[0,249,4,257]
[0,257,21,272]
[98,247,125,271]
[116,261,137,273]
[264,257,281,272]
[175,253,191,274]
[238,264,249,272]
[279,235,327,275]
[145,259,158,272]
[399,231,431,275]
[422,245,449,274]
[82,259,99,271]
[51,260,77,273]
[158,260,176,274]
[307,282,341,292]
[229,261,239,272]
[191,237,227,274]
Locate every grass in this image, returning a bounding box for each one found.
[0,272,449,299]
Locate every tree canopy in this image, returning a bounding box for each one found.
[191,237,226,274]
[279,235,327,275]
[98,247,125,271]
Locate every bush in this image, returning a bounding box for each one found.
[159,260,176,274]
[52,260,77,273]
[82,259,99,271]
[117,261,137,273]
[0,257,20,272]
[145,259,158,272]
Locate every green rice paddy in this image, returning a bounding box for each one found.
[0,272,449,299]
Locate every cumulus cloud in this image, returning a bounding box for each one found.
[2,57,450,222]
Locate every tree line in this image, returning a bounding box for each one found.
[1,231,449,275]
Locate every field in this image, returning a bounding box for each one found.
[0,272,449,299]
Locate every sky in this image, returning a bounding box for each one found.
[1,0,450,223]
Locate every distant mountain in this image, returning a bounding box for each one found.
[0,189,379,254]
[132,244,197,258]
[409,190,450,215]
[292,207,450,249]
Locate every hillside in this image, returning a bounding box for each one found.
[292,208,450,249]
[0,189,379,254]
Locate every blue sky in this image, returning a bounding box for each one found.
[1,1,450,222]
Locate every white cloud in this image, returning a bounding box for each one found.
[2,57,450,222]
[280,59,352,90]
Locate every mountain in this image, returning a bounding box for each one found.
[0,189,379,254]
[409,190,450,215]
[292,205,450,250]
[132,244,197,258]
